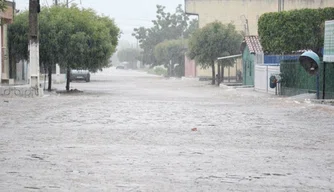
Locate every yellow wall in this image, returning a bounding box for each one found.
[186,0,334,77]
[186,0,334,35]
[196,59,242,78]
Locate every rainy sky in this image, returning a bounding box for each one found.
[13,0,184,44]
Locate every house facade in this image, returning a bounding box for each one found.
[241,36,263,86]
[184,0,334,79]
[0,1,14,84]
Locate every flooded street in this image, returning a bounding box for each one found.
[0,68,333,191]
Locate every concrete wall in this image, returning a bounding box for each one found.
[196,58,242,79]
[185,0,334,78]
[15,60,27,83]
[185,0,334,35]
[184,56,196,77]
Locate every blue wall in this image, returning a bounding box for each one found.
[264,55,300,66]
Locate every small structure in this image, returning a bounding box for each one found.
[240,36,263,86]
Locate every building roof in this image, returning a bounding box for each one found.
[241,35,263,54]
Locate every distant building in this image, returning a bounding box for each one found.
[184,0,334,79]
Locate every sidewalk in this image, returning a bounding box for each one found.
[0,83,38,98]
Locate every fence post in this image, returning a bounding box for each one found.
[322,62,326,99]
[316,71,320,99]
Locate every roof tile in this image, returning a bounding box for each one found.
[244,36,263,54]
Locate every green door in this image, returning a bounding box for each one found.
[242,47,255,86]
[244,60,254,86]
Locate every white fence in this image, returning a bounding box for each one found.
[254,53,280,94]
[255,65,280,94]
[255,65,267,92]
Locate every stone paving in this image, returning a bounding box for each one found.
[0,68,333,191]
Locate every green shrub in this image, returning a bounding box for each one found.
[258,8,334,54]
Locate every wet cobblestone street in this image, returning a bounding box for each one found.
[0,68,333,191]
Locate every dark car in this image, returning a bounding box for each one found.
[70,69,91,82]
[116,65,125,69]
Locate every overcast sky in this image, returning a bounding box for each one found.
[14,0,184,44]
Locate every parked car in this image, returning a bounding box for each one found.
[116,65,125,69]
[70,69,90,82]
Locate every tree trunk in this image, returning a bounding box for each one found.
[9,54,16,79]
[217,63,221,86]
[181,57,185,77]
[66,65,70,91]
[47,65,52,92]
[211,62,215,85]
[221,66,225,83]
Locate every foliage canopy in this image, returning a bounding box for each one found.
[8,5,120,90]
[188,21,242,84]
[258,8,334,55]
[132,4,198,66]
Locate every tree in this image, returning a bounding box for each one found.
[132,4,198,67]
[154,39,186,77]
[8,5,120,91]
[117,48,140,69]
[188,21,243,85]
[52,5,119,91]
[9,9,57,90]
[39,7,60,91]
[8,11,29,80]
[7,13,27,60]
[258,8,334,55]
[184,19,198,39]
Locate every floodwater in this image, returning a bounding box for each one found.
[0,68,333,191]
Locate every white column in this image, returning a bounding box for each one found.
[56,64,60,83]
[29,41,43,96]
[3,23,9,80]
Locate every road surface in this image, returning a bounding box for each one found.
[0,68,333,191]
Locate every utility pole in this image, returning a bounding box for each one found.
[240,15,249,36]
[245,18,249,36]
[29,0,42,96]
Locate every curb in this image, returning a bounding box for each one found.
[181,77,200,81]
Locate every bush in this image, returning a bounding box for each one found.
[258,8,334,55]
[147,66,167,76]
